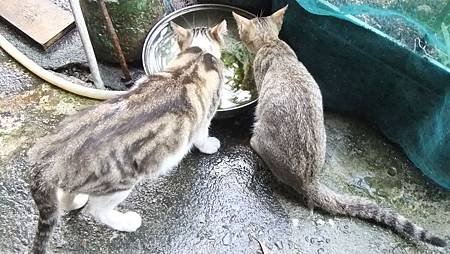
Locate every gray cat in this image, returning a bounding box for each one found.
[28,20,227,254]
[233,6,446,247]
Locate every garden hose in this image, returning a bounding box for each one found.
[0,33,126,100]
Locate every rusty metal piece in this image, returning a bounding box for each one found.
[98,0,132,82]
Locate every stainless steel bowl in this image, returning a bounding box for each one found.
[142,4,257,118]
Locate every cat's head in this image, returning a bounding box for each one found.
[170,20,228,59]
[232,6,288,53]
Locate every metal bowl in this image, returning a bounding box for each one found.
[142,4,257,118]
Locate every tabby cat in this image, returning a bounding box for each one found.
[233,6,446,247]
[28,20,227,253]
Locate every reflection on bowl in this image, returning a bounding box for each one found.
[142,4,257,116]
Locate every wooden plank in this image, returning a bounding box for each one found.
[0,0,75,49]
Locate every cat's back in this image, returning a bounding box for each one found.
[254,40,326,167]
[257,41,319,91]
[27,61,200,168]
[28,48,221,176]
[255,40,323,118]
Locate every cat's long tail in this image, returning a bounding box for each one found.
[30,164,59,254]
[305,180,447,247]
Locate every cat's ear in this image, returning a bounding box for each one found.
[232,12,251,32]
[271,5,288,31]
[210,20,228,43]
[170,21,189,40]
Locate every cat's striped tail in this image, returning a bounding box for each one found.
[306,180,447,247]
[30,165,59,254]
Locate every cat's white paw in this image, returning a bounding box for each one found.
[121,211,142,232]
[58,190,89,211]
[69,194,89,210]
[106,211,142,232]
[197,137,220,154]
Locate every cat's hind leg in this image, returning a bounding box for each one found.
[251,136,316,213]
[87,189,141,232]
[57,188,89,211]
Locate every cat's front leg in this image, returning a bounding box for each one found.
[87,189,141,232]
[194,125,220,154]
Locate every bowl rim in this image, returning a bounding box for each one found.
[142,4,258,113]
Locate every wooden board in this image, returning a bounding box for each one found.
[0,0,74,49]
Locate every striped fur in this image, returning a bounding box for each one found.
[28,21,227,254]
[233,7,446,247]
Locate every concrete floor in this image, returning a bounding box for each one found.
[1,18,449,254]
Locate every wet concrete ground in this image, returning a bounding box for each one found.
[1,18,450,254]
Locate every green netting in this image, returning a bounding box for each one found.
[288,0,450,68]
[273,0,450,188]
